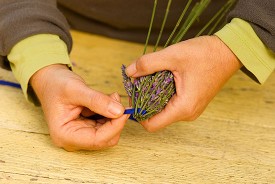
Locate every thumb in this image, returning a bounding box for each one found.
[71,84,124,119]
[81,92,122,118]
[126,49,173,78]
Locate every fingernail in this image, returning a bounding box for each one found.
[108,101,123,116]
[126,63,137,76]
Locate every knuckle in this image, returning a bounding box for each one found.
[137,56,149,72]
[181,103,200,121]
[51,135,66,149]
[51,138,62,148]
[63,146,76,152]
[93,139,107,150]
[146,127,157,133]
[186,113,200,121]
[108,139,119,147]
[63,81,72,97]
[88,91,105,108]
[143,124,158,133]
[50,131,76,151]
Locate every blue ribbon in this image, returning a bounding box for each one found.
[124,108,146,122]
[87,108,146,122]
[0,80,146,122]
[0,80,21,89]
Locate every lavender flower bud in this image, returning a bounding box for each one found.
[121,66,176,122]
[121,65,133,97]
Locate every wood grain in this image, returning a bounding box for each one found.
[0,30,274,183]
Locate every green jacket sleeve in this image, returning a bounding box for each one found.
[215,18,275,84]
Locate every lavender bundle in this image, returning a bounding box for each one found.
[122,0,236,122]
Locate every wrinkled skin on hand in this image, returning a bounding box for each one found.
[31,64,128,151]
[126,36,242,132]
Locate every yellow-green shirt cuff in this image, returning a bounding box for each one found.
[215,18,275,84]
[7,34,72,105]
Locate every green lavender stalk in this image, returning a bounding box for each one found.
[122,0,236,122]
[153,0,172,51]
[164,0,193,48]
[195,0,236,37]
[172,0,211,44]
[143,0,158,55]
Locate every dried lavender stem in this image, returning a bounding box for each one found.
[172,0,211,44]
[207,0,236,35]
[195,0,236,37]
[153,81,175,108]
[135,74,159,114]
[153,0,172,51]
[131,86,136,108]
[134,77,153,114]
[164,0,193,48]
[139,74,166,112]
[139,85,174,121]
[143,0,158,54]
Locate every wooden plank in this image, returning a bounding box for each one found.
[0,118,274,183]
[0,30,274,183]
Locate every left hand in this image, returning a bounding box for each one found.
[30,64,128,151]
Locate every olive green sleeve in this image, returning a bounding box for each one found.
[215,18,275,84]
[7,34,72,105]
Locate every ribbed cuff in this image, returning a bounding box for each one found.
[215,18,275,84]
[7,34,72,105]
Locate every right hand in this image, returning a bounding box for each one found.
[30,64,128,151]
[126,36,242,132]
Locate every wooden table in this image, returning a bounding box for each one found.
[0,30,274,183]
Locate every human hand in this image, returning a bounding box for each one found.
[126,36,242,132]
[30,64,128,151]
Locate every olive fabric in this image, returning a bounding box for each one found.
[1,0,274,57]
[0,0,275,105]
